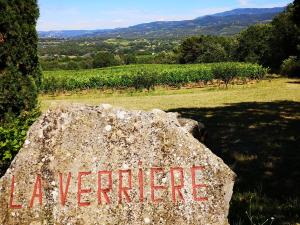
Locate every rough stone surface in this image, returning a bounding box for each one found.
[177,116,207,143]
[0,104,235,225]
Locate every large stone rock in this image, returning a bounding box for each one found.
[177,116,207,144]
[0,104,235,225]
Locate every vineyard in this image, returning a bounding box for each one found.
[42,63,268,92]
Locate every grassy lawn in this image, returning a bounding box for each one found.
[40,77,300,224]
[40,77,300,111]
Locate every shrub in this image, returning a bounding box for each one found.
[122,54,137,65]
[281,56,300,77]
[92,52,120,68]
[212,63,240,87]
[212,63,267,87]
[0,109,40,175]
[132,70,157,91]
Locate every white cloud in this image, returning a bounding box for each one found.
[238,0,250,6]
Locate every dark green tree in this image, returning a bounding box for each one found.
[92,52,118,68]
[178,35,236,64]
[236,24,273,66]
[122,54,137,65]
[236,3,300,73]
[153,51,177,64]
[0,0,41,121]
[178,37,202,63]
[268,4,300,70]
[0,0,41,174]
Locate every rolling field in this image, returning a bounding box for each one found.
[40,76,300,224]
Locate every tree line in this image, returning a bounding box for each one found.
[179,2,300,76]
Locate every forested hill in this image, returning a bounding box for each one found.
[39,7,285,39]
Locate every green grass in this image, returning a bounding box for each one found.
[40,77,300,224]
[40,77,300,111]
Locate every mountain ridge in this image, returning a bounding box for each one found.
[38,7,285,39]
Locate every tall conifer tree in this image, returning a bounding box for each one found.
[0,0,41,121]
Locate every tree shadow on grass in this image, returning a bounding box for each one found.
[287,81,300,84]
[169,101,300,224]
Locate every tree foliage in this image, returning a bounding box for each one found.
[0,0,41,121]
[0,0,41,173]
[268,4,300,70]
[122,54,137,65]
[292,0,300,27]
[280,56,300,77]
[92,52,119,68]
[236,24,273,66]
[178,36,236,64]
[237,2,300,73]
[178,1,300,77]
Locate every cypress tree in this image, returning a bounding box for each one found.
[293,0,300,27]
[0,0,41,122]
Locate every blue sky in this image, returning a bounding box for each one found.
[37,0,292,31]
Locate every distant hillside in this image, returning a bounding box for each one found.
[206,7,285,17]
[39,7,285,39]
